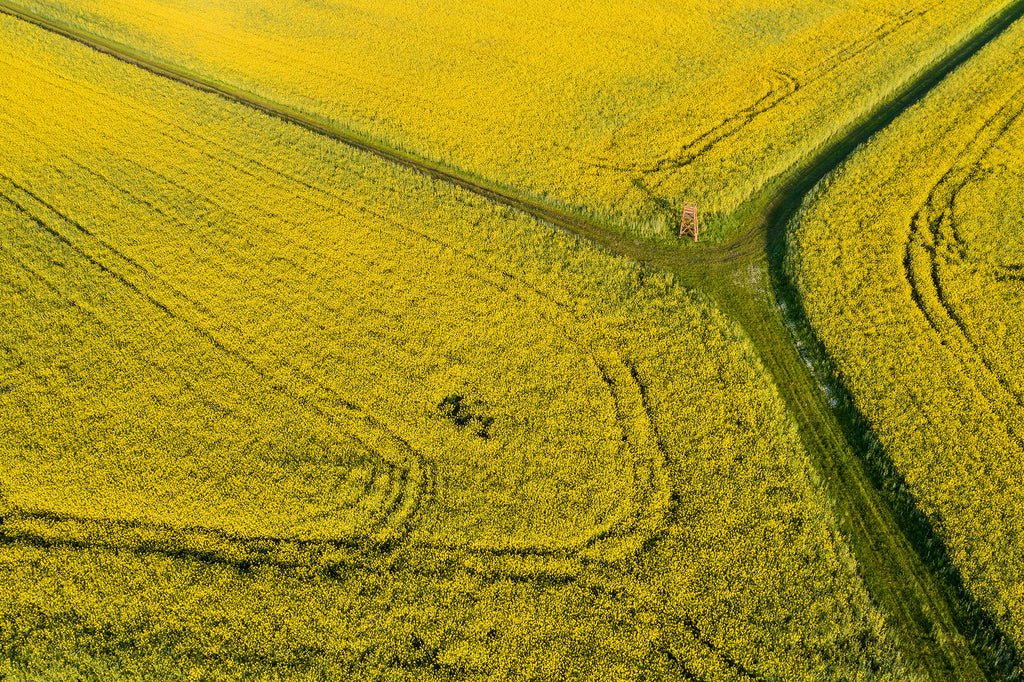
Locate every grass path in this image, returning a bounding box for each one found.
[3,1,1024,677]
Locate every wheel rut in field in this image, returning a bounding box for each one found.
[0,62,674,564]
[903,86,1024,417]
[3,0,1024,678]
[0,170,669,568]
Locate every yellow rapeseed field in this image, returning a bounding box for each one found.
[8,0,1014,239]
[0,14,912,680]
[788,14,1024,662]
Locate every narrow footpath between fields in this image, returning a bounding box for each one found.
[3,1,1024,678]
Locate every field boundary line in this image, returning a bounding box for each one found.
[0,1,626,251]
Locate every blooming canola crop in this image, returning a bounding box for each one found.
[789,15,1024,660]
[8,0,1014,239]
[0,13,911,680]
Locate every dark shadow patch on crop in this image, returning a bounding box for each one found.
[438,394,494,439]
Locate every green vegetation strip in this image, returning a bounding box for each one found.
[2,0,1024,678]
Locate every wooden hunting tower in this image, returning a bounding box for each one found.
[679,202,699,241]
